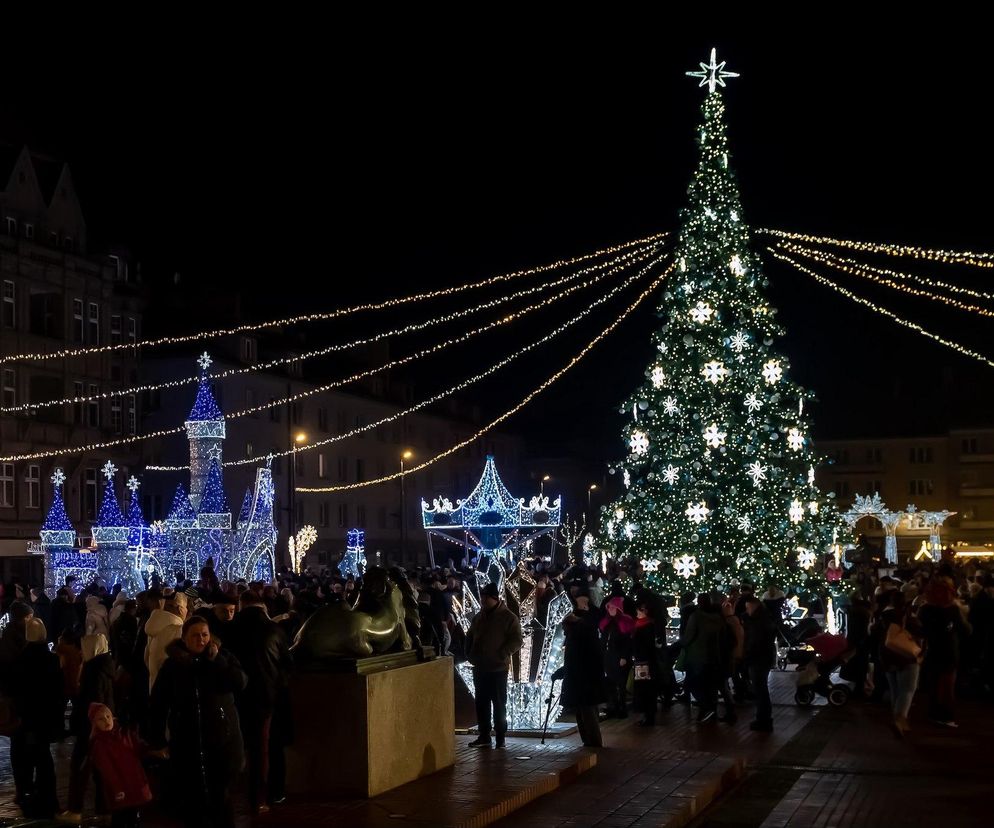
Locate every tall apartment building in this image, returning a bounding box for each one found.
[0,146,144,581]
[815,428,994,554]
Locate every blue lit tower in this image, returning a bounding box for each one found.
[92,461,130,588]
[41,468,94,596]
[185,352,226,511]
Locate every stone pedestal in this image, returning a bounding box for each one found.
[286,656,455,798]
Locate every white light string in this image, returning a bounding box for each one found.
[767,248,994,370]
[147,252,670,471]
[0,241,657,415]
[759,228,994,269]
[0,231,669,367]
[1,243,665,464]
[298,260,676,493]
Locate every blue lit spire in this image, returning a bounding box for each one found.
[187,373,224,422]
[94,478,126,528]
[42,470,74,532]
[166,484,197,523]
[198,459,230,514]
[126,486,145,528]
[238,488,253,523]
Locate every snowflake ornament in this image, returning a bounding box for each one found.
[630,431,649,456]
[808,500,819,515]
[673,554,700,579]
[789,499,805,524]
[663,397,679,415]
[101,461,118,480]
[685,501,710,524]
[51,468,67,487]
[729,254,746,277]
[746,462,767,487]
[808,466,815,485]
[662,464,680,485]
[737,514,752,533]
[657,341,669,354]
[730,331,749,352]
[703,360,729,384]
[703,423,727,448]
[762,360,783,385]
[787,428,805,452]
[797,548,817,570]
[744,392,763,413]
[641,558,661,573]
[623,469,631,488]
[197,351,213,372]
[651,366,666,388]
[126,476,140,492]
[690,302,714,324]
[623,522,637,540]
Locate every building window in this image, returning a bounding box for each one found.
[88,383,100,427]
[832,449,849,465]
[336,410,348,434]
[865,447,882,464]
[356,505,366,527]
[337,457,348,482]
[111,399,122,434]
[245,442,254,459]
[127,395,137,435]
[291,402,303,425]
[294,453,304,476]
[909,446,934,464]
[2,280,14,328]
[24,223,34,240]
[319,502,329,527]
[240,337,257,363]
[317,407,328,432]
[4,217,16,236]
[82,468,98,520]
[269,399,281,423]
[962,437,979,454]
[318,453,327,479]
[338,503,348,528]
[72,381,84,425]
[355,458,365,483]
[834,481,850,498]
[127,317,137,344]
[1,369,14,408]
[64,236,74,252]
[0,464,14,507]
[909,479,934,496]
[72,299,84,343]
[26,465,40,509]
[354,414,365,437]
[88,302,99,345]
[246,388,257,418]
[110,315,122,345]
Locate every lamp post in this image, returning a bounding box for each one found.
[540,475,550,497]
[400,450,413,564]
[288,431,306,567]
[587,484,598,520]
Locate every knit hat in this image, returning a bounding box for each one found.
[25,617,47,643]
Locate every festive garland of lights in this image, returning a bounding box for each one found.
[767,248,994,370]
[758,228,994,269]
[2,244,663,465]
[0,243,657,415]
[297,260,676,493]
[777,242,994,315]
[0,231,669,367]
[149,252,668,471]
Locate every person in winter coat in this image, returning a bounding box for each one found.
[919,576,971,727]
[466,582,523,748]
[631,600,661,726]
[144,594,187,691]
[225,591,293,813]
[63,633,116,819]
[0,601,34,691]
[743,596,776,732]
[9,618,63,818]
[148,616,247,828]
[878,590,923,737]
[552,590,607,746]
[87,703,152,828]
[599,596,635,718]
[680,594,725,723]
[719,600,744,723]
[85,595,111,640]
[48,589,79,643]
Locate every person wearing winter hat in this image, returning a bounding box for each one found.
[599,596,635,718]
[0,601,35,682]
[86,703,152,828]
[144,594,187,691]
[85,595,111,640]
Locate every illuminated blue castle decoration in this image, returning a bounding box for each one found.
[338,528,366,579]
[421,455,561,567]
[41,354,278,595]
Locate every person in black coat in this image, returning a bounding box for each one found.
[551,591,606,747]
[225,592,293,813]
[599,596,634,718]
[631,600,661,726]
[10,618,63,818]
[148,616,247,828]
[742,597,776,732]
[47,589,79,644]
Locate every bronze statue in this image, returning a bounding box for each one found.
[292,566,415,662]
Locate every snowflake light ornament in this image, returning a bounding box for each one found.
[729,254,746,277]
[630,431,649,456]
[808,466,815,485]
[737,514,752,533]
[808,500,819,515]
[703,360,729,384]
[762,360,783,385]
[641,558,661,573]
[197,352,213,372]
[744,393,763,413]
[623,522,637,540]
[51,468,66,487]
[673,554,700,579]
[703,423,727,448]
[746,462,767,487]
[685,501,710,524]
[797,548,817,570]
[651,366,666,388]
[657,341,669,354]
[623,469,631,488]
[662,464,680,485]
[686,47,740,94]
[730,331,749,352]
[787,428,805,452]
[101,461,118,480]
[690,302,714,324]
[126,476,140,492]
[789,499,805,524]
[663,397,679,415]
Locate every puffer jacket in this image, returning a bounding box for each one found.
[466,601,523,672]
[85,596,111,640]
[144,609,183,691]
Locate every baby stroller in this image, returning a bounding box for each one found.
[791,629,853,707]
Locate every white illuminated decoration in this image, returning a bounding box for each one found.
[703,423,727,448]
[808,466,815,485]
[623,469,631,488]
[615,508,625,521]
[623,522,637,540]
[787,428,805,451]
[663,397,679,415]
[686,47,740,94]
[651,366,666,388]
[730,210,739,222]
[703,360,729,384]
[126,476,140,493]
[704,207,717,220]
[744,392,763,412]
[797,548,816,569]
[789,499,805,524]
[679,257,687,272]
[762,360,783,384]
[101,461,118,480]
[630,431,650,455]
[746,462,767,486]
[808,500,819,515]
[730,331,749,352]
[657,341,668,354]
[673,554,700,579]
[197,351,213,372]
[641,558,661,573]
[662,464,680,485]
[685,501,710,524]
[737,514,752,533]
[729,254,746,277]
[690,301,714,323]
[51,468,66,487]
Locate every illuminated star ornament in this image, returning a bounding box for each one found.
[51,468,66,487]
[673,554,700,579]
[197,351,213,372]
[630,430,650,456]
[126,475,140,492]
[685,501,710,524]
[730,331,749,352]
[762,360,783,385]
[797,548,817,570]
[703,423,727,448]
[746,462,767,486]
[662,464,680,485]
[703,360,729,384]
[690,301,714,323]
[651,366,666,388]
[686,47,740,94]
[101,460,118,480]
[787,427,805,452]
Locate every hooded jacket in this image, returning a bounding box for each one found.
[145,609,184,691]
[85,595,111,640]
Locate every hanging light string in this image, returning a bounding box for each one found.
[777,241,994,303]
[767,248,994,370]
[0,243,665,464]
[0,230,669,367]
[147,252,671,471]
[0,241,657,416]
[758,228,994,269]
[298,259,677,493]
[777,242,994,318]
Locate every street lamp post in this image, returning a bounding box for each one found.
[289,431,307,568]
[540,474,550,497]
[400,450,413,564]
[587,484,598,520]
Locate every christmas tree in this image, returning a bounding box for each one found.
[603,50,836,593]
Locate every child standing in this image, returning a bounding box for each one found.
[86,703,152,828]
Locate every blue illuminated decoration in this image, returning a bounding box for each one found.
[167,485,197,525]
[187,370,224,422]
[199,459,231,514]
[94,478,126,528]
[421,455,561,565]
[42,470,74,532]
[338,528,366,578]
[237,488,253,524]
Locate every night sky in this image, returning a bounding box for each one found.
[3,25,992,462]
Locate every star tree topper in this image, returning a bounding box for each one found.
[686,48,740,94]
[197,351,213,372]
[51,468,66,487]
[101,460,118,480]
[126,475,141,492]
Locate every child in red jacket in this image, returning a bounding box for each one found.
[86,703,152,828]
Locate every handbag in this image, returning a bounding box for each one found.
[633,662,651,681]
[884,621,921,662]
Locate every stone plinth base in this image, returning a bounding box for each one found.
[286,656,455,798]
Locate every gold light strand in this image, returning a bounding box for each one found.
[298,260,676,493]
[1,244,664,464]
[778,242,994,303]
[759,228,994,269]
[0,231,669,366]
[0,242,654,415]
[767,248,994,370]
[778,243,994,318]
[148,253,670,471]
